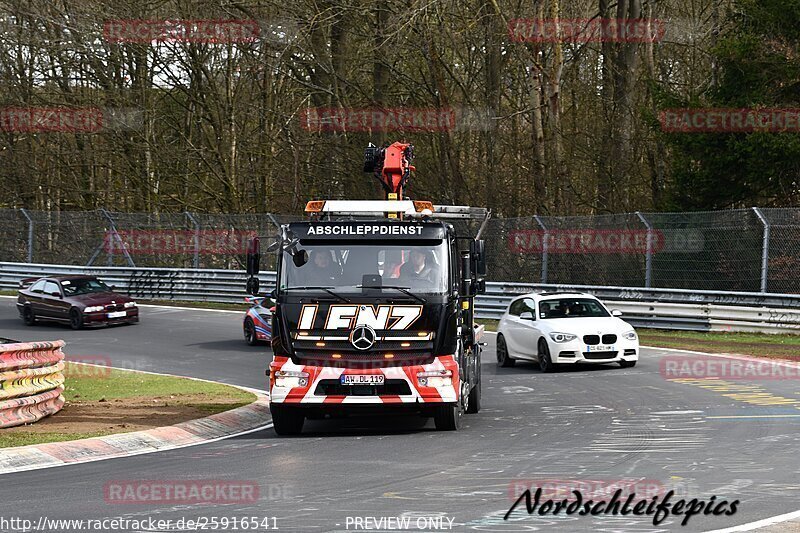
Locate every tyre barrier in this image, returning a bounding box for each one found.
[0,340,66,429]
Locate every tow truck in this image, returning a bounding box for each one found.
[245,141,489,434]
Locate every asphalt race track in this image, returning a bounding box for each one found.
[1,298,799,532]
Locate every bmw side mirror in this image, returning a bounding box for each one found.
[611,309,623,317]
[519,311,534,320]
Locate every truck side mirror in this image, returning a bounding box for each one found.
[470,239,487,277]
[460,251,471,295]
[246,276,260,296]
[246,237,260,276]
[474,278,486,294]
[292,249,308,267]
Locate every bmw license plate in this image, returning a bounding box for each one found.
[340,374,385,386]
[107,311,126,318]
[587,344,614,352]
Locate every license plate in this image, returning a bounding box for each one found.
[339,374,385,386]
[107,311,126,318]
[587,344,614,352]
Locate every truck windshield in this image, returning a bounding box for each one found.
[280,241,449,294]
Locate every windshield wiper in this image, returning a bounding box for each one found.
[283,286,351,303]
[358,285,426,305]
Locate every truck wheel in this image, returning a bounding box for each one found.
[270,405,305,436]
[23,306,36,326]
[244,317,258,346]
[433,403,461,431]
[496,335,515,367]
[466,378,481,414]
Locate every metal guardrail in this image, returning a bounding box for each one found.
[0,262,276,304]
[3,262,800,333]
[0,340,66,428]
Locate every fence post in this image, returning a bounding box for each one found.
[19,208,34,263]
[185,211,200,269]
[752,207,770,293]
[100,209,136,268]
[533,215,548,284]
[635,211,653,288]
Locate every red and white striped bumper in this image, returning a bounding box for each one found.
[268,355,459,405]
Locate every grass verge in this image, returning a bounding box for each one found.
[0,362,256,448]
[637,329,800,359]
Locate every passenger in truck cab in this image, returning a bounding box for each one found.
[399,249,437,284]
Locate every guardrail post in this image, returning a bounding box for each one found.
[635,211,653,288]
[533,215,548,284]
[19,208,34,263]
[185,211,200,269]
[753,207,770,293]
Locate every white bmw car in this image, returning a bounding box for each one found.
[496,292,639,372]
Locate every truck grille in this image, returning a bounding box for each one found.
[297,352,433,366]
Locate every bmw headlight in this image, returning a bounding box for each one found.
[124,301,137,308]
[549,332,577,343]
[622,330,638,341]
[84,306,104,313]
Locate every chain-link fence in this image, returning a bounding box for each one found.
[2,207,799,293]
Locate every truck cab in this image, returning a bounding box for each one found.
[247,200,487,435]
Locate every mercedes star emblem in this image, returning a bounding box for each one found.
[350,325,376,351]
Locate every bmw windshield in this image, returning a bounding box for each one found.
[279,242,449,294]
[539,298,610,319]
[61,278,112,296]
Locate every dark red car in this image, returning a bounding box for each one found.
[16,276,139,330]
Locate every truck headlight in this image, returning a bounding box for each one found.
[622,330,638,340]
[549,332,577,343]
[274,370,309,388]
[417,370,452,387]
[84,306,104,313]
[124,301,137,308]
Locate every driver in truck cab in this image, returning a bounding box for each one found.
[399,249,438,284]
[307,250,340,283]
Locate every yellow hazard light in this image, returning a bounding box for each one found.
[417,331,428,337]
[401,342,411,347]
[384,353,395,359]
[305,200,325,213]
[413,201,434,212]
[332,353,342,359]
[316,342,326,347]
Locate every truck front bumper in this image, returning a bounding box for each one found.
[268,355,459,405]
